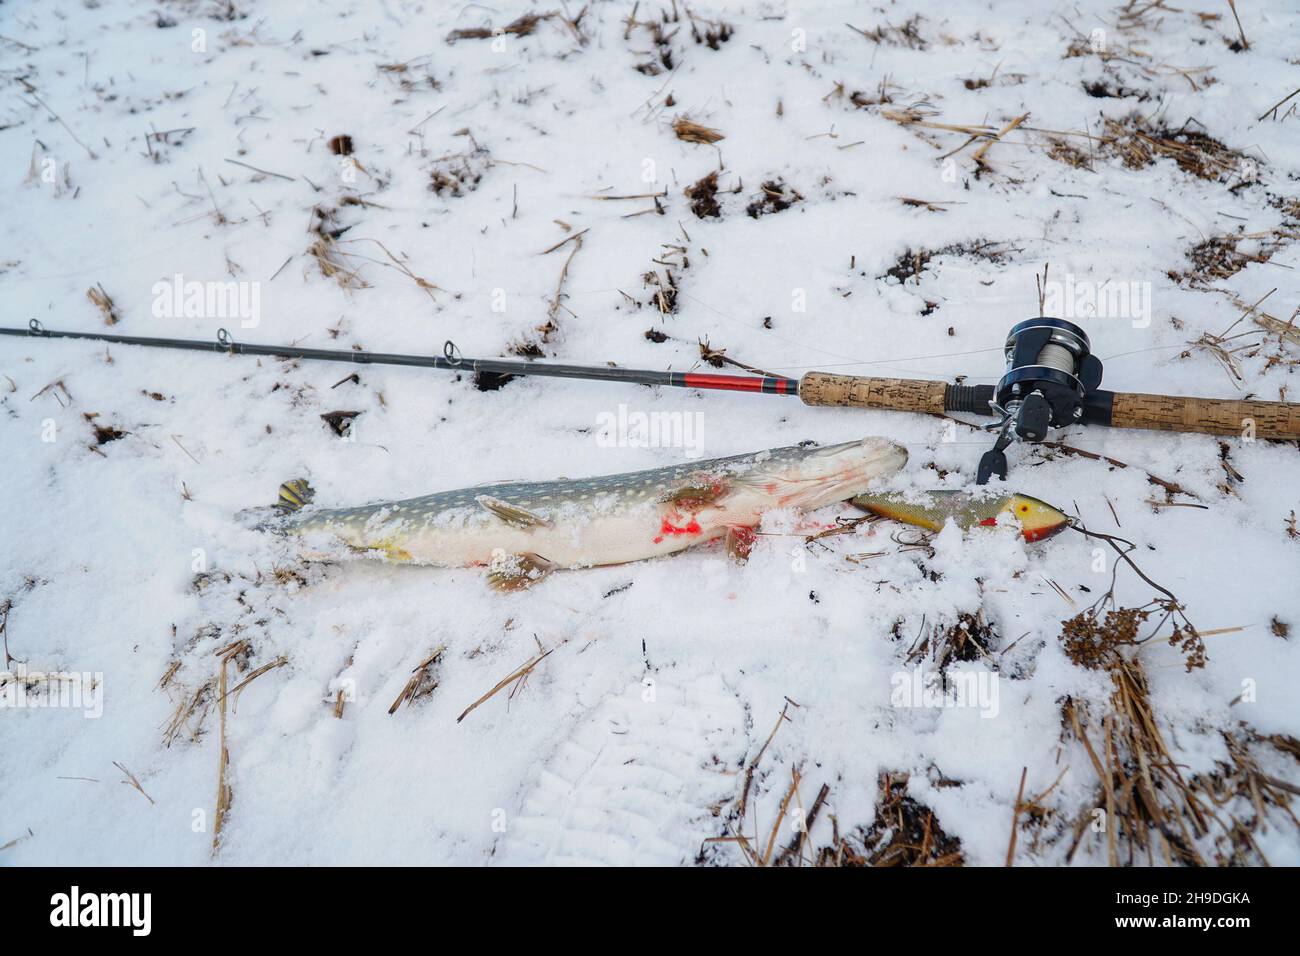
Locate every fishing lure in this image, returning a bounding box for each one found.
[849,490,1070,542]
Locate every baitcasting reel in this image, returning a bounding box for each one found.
[976,318,1105,484]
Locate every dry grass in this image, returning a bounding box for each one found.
[1062,678,1299,866]
[846,15,928,50]
[672,115,725,144]
[85,283,119,325]
[702,699,801,865]
[879,239,1013,284]
[1169,233,1280,286]
[830,77,906,109]
[456,646,553,723]
[905,609,997,673]
[211,640,241,855]
[838,772,964,866]
[684,171,722,218]
[971,112,1029,168]
[644,267,678,316]
[898,196,956,213]
[447,12,558,42]
[307,235,369,291]
[1046,135,1092,168]
[161,676,215,746]
[389,646,445,715]
[428,147,489,197]
[218,655,287,706]
[1042,576,1299,866]
[625,4,680,75]
[1100,115,1254,182]
[687,10,732,49]
[86,413,126,445]
[206,637,286,855]
[546,230,583,327]
[703,699,963,867]
[745,179,802,219]
[336,237,441,299]
[873,101,1256,185]
[113,762,155,806]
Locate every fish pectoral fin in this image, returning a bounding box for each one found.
[660,474,729,509]
[487,552,557,592]
[725,526,757,563]
[475,495,552,529]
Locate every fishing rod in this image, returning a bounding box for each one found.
[4,317,1298,484]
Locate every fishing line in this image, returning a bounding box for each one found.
[676,288,1015,378]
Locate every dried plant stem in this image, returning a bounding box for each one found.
[1006,767,1027,866]
[211,643,243,855]
[547,233,583,323]
[113,762,155,806]
[456,648,553,723]
[389,645,446,715]
[972,112,1029,166]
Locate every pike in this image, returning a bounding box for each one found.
[272,437,908,589]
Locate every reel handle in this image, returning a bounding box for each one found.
[1107,391,1300,440]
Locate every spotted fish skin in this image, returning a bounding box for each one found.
[279,437,906,577]
[850,490,1069,542]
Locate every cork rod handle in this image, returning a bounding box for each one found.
[1108,391,1300,440]
[798,371,1300,441]
[798,371,948,414]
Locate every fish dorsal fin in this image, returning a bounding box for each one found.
[475,495,552,529]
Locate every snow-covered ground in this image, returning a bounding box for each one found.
[1,0,1298,866]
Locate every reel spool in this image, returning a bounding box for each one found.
[976,318,1105,484]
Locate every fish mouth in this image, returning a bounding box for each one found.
[747,438,908,508]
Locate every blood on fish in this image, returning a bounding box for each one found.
[653,517,702,544]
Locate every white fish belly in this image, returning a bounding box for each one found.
[393,505,733,568]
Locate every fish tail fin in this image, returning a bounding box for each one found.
[277,478,315,513]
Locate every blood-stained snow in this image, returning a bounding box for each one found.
[1,0,1298,866]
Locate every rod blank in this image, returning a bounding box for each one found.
[5,321,1300,441]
